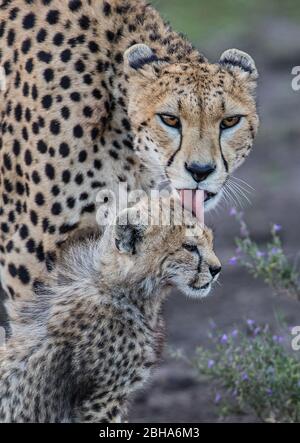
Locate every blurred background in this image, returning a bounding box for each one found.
[129,0,300,422]
[0,0,299,423]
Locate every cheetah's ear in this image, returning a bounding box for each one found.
[219,49,258,82]
[124,44,165,79]
[114,208,146,255]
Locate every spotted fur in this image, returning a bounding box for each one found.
[0,0,258,301]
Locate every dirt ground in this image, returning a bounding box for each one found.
[1,14,299,423]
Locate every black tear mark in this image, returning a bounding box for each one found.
[218,133,229,173]
[196,248,202,273]
[166,132,183,168]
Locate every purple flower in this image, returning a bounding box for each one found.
[272,223,282,234]
[228,256,238,265]
[270,247,280,255]
[254,327,261,336]
[256,250,265,258]
[266,388,273,396]
[229,207,237,216]
[208,359,215,369]
[214,393,222,404]
[242,373,249,381]
[220,334,228,344]
[273,224,282,233]
[231,329,238,338]
[247,319,255,327]
[272,335,283,343]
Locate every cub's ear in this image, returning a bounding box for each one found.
[114,208,146,255]
[124,43,165,79]
[219,49,258,82]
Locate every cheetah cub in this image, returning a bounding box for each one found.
[0,196,221,423]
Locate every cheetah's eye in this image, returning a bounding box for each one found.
[220,116,242,130]
[183,243,198,253]
[158,114,181,130]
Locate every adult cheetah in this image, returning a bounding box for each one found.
[0,195,221,422]
[0,0,259,301]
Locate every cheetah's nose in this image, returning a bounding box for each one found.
[185,162,216,183]
[209,265,221,278]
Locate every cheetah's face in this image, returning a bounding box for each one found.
[166,226,221,299]
[112,196,221,299]
[124,45,259,211]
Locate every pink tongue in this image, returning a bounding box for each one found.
[179,190,204,224]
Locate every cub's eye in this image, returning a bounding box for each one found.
[158,114,181,129]
[220,116,241,130]
[183,243,198,252]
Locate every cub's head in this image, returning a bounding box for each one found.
[124,44,259,210]
[106,195,221,299]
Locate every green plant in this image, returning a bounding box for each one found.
[193,320,300,422]
[228,209,300,300]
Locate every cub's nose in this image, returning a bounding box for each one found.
[209,265,222,278]
[185,162,216,183]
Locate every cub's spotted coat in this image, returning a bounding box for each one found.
[0,197,221,422]
[0,0,258,300]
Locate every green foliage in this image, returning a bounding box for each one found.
[229,209,300,300]
[193,321,300,422]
